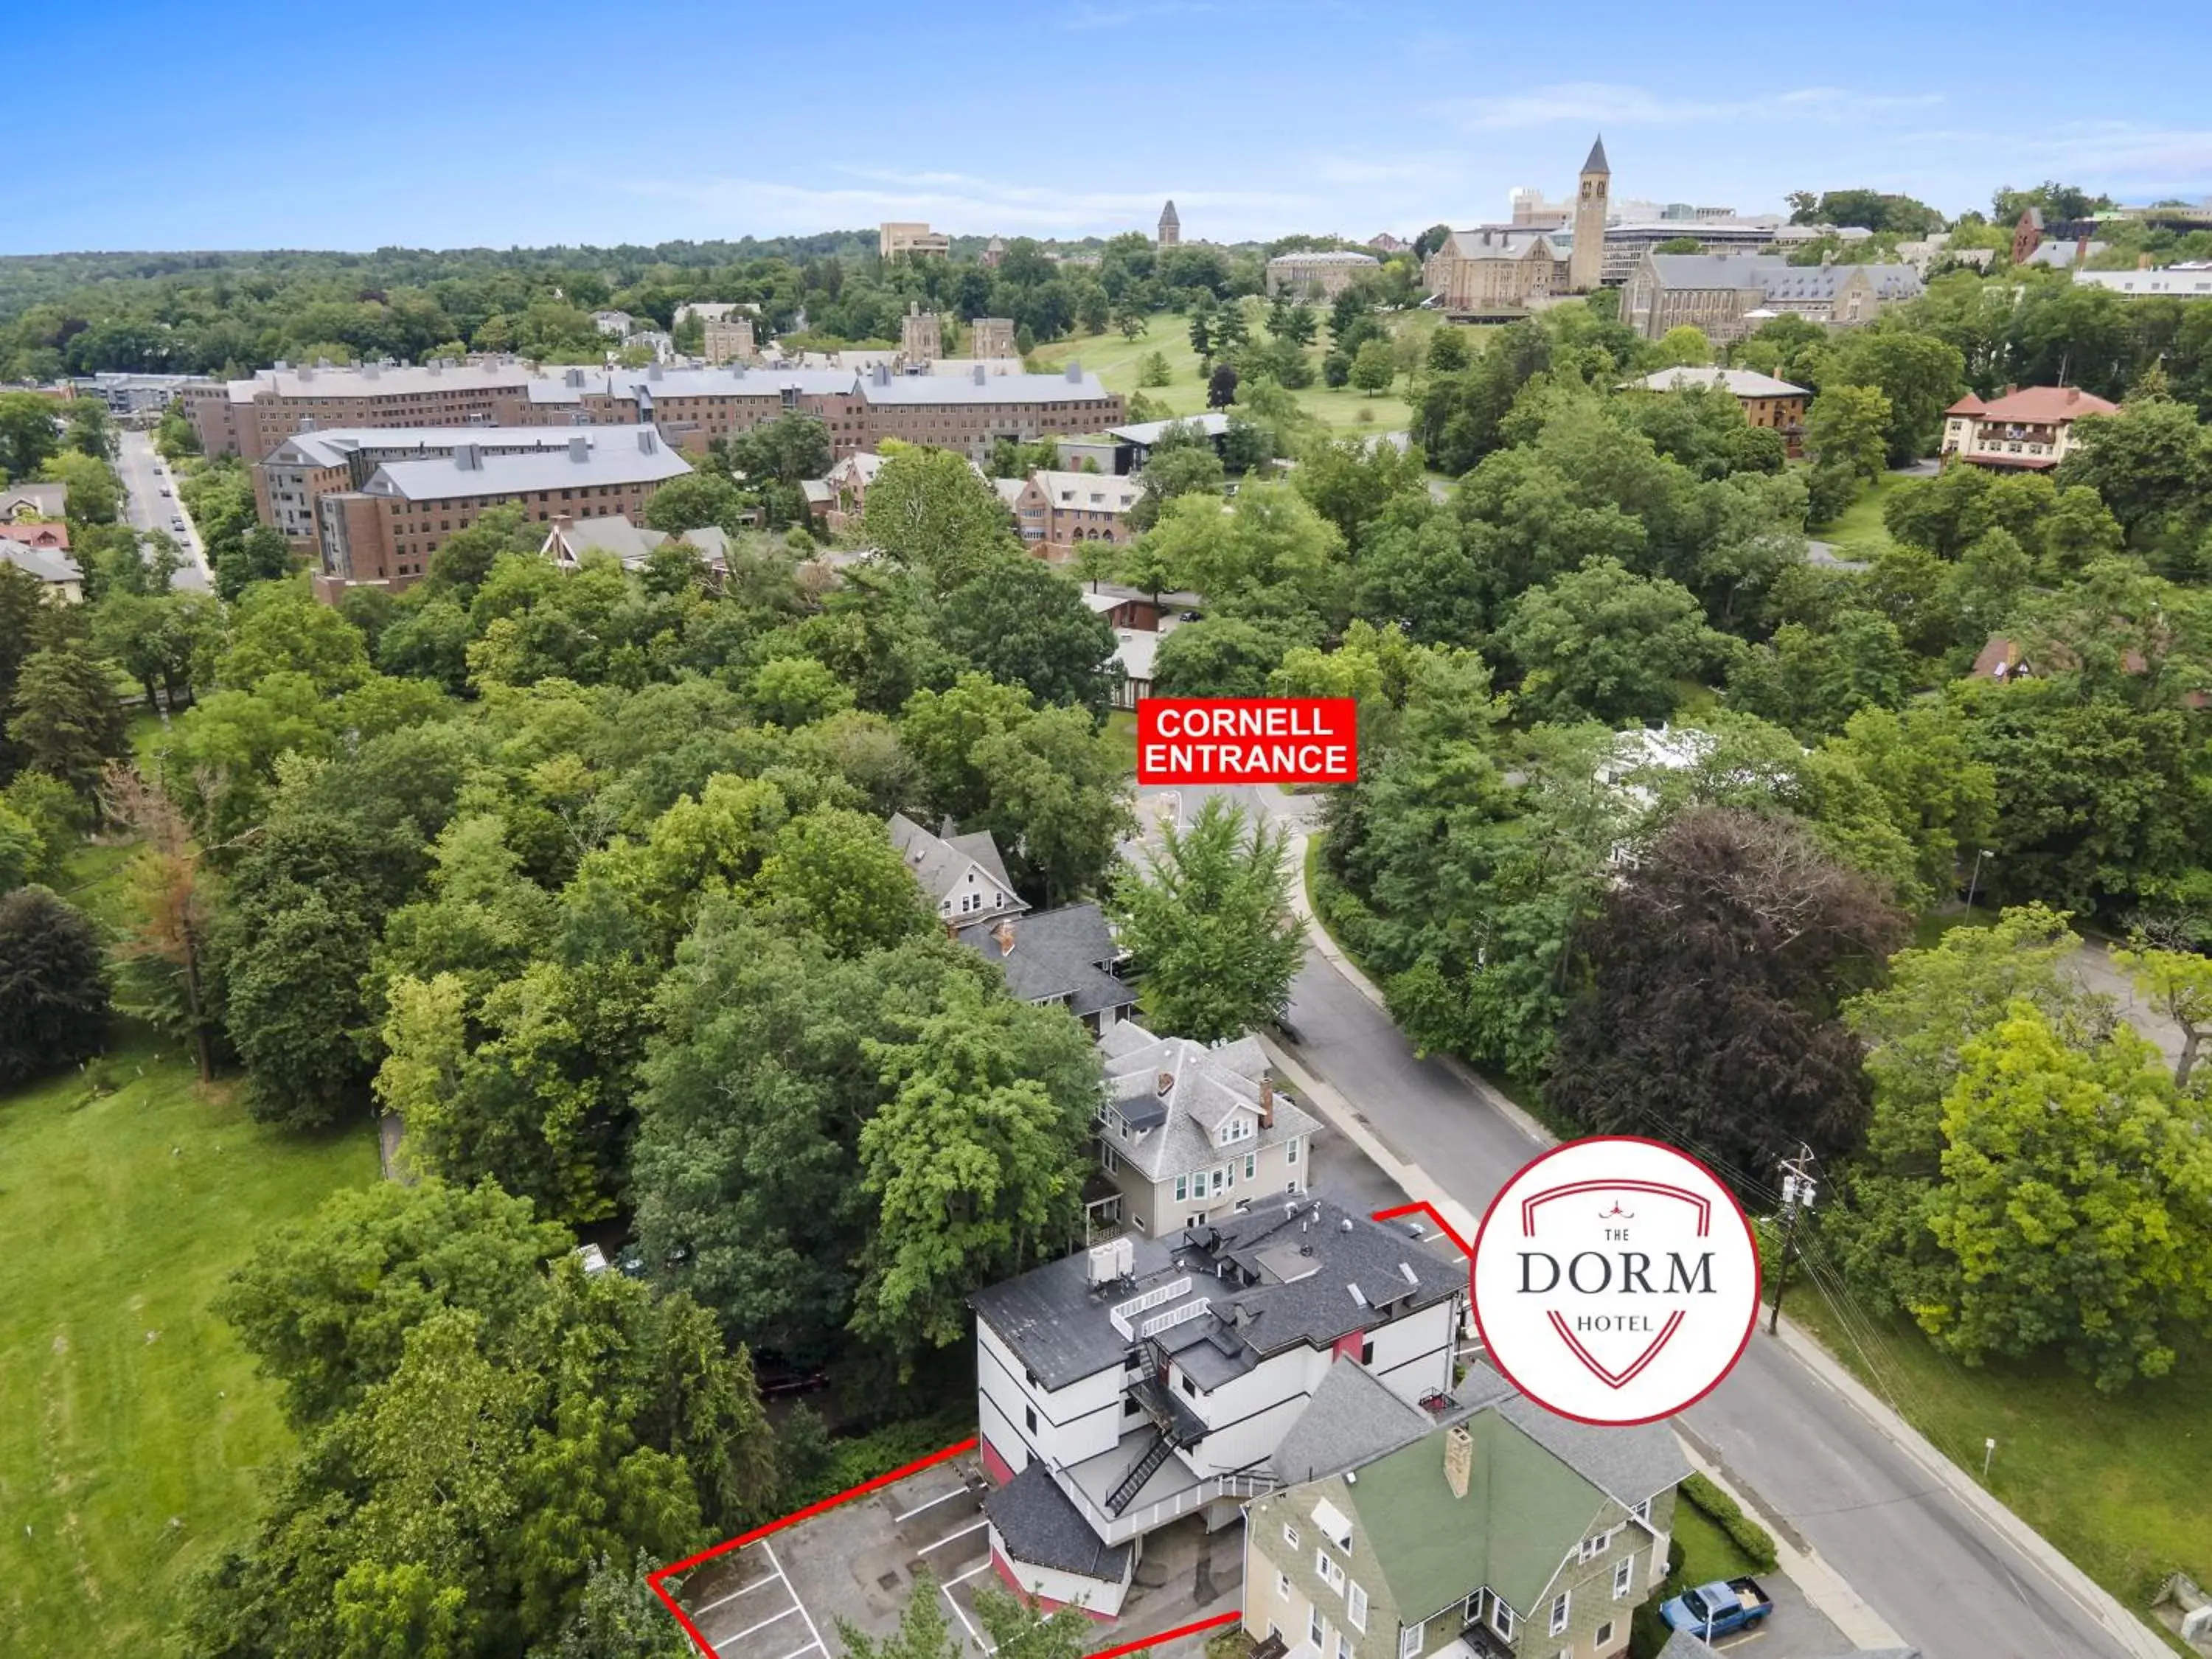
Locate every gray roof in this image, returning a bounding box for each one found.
[1096,1022,1318,1181]
[1110,411,1230,446]
[2076,265,2212,295]
[543,514,727,571]
[1481,1366,1692,1508]
[1270,1356,1435,1485]
[228,358,535,402]
[0,540,83,585]
[955,903,1134,1020]
[1624,367,1807,398]
[969,1197,1465,1392]
[2023,240,2107,268]
[1441,227,1562,260]
[860,369,1116,406]
[986,1463,1132,1580]
[0,482,67,518]
[1584,133,1610,174]
[361,428,689,502]
[1642,252,1921,304]
[1266,251,1382,268]
[267,425,583,469]
[887,812,1026,922]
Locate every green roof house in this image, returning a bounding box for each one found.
[1242,1371,1686,1659]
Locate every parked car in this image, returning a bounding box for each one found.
[159,485,170,496]
[1661,1578,1774,1640]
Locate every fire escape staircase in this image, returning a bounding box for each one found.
[1105,1337,1211,1516]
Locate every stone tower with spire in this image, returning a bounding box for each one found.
[1158,199,1180,248]
[1568,134,1609,293]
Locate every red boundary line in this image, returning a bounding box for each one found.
[649,1204,1473,1658]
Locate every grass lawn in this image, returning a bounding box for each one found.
[1814,469,1908,554]
[1105,708,1138,775]
[0,1037,377,1653]
[1671,1501,1758,1587]
[1032,299,1422,437]
[1783,1262,2209,1611]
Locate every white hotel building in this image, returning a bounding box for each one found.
[967,1198,1468,1618]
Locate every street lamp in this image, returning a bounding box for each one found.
[1964,849,1994,911]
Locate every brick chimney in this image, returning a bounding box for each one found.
[1259,1078,1276,1129]
[1156,1069,1175,1099]
[2075,234,2091,266]
[1444,1423,1473,1499]
[993,919,1016,955]
[2140,253,2154,270]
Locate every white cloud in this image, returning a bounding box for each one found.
[1439,81,1942,133]
[617,168,1321,240]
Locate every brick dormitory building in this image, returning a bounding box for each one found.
[309,427,691,602]
[188,356,1124,467]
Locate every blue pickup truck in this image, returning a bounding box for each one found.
[1660,1577,1775,1640]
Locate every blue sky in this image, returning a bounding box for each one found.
[14,0,2209,254]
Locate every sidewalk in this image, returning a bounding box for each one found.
[1276,832,2170,1659]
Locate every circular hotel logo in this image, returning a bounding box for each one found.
[1471,1137,1761,1425]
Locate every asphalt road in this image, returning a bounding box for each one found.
[1272,887,2139,1659]
[116,425,210,591]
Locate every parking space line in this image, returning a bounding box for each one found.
[945,1560,995,1587]
[692,1573,782,1617]
[942,1579,996,1656]
[767,1644,824,1659]
[893,1485,975,1523]
[727,1604,801,1644]
[762,1540,827,1659]
[919,1520,989,1554]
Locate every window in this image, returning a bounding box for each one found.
[1335,1636,1353,1659]
[1277,1572,1291,1600]
[1347,1579,1368,1631]
[1024,1406,1037,1433]
[1286,1138,1298,1164]
[1282,1523,1301,1551]
[1630,1498,1651,1526]
[1175,1175,1189,1203]
[1613,1558,1634,1599]
[1310,1610,1326,1650]
[1315,1549,1345,1593]
[1550,1592,1570,1635]
[1245,1153,1256,1181]
[1596,1621,1616,1648]
[1399,1628,1422,1659]
[1492,1602,1514,1641]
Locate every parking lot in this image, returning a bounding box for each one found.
[666,1450,1235,1657]
[669,1455,996,1656]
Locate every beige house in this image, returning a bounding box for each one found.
[880,221,950,260]
[1941,385,2119,470]
[1012,469,1142,554]
[1267,251,1381,299]
[1619,367,1809,456]
[900,304,942,363]
[1242,1366,1689,1659]
[1423,228,1566,318]
[702,315,757,363]
[888,812,1026,928]
[970,316,1018,358]
[1090,1021,1316,1239]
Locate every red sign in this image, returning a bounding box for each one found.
[1135,698,1358,786]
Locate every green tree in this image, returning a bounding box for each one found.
[1832,330,1966,465]
[0,391,61,478]
[212,524,295,602]
[853,977,1096,1371]
[7,639,128,797]
[2110,944,2212,1088]
[1349,337,1397,396]
[40,448,120,523]
[1923,1005,2212,1389]
[641,471,745,537]
[1652,324,1711,367]
[2056,399,2208,543]
[1426,326,1472,373]
[1126,442,1226,533]
[935,555,1117,714]
[969,703,1134,905]
[1500,557,1717,726]
[1107,796,1303,1042]
[748,655,855,728]
[554,1554,693,1659]
[1803,383,1893,481]
[0,885,108,1085]
[862,447,1018,591]
[752,806,933,956]
[1137,349,1173,387]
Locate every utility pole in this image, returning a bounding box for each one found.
[1769,1144,1818,1336]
